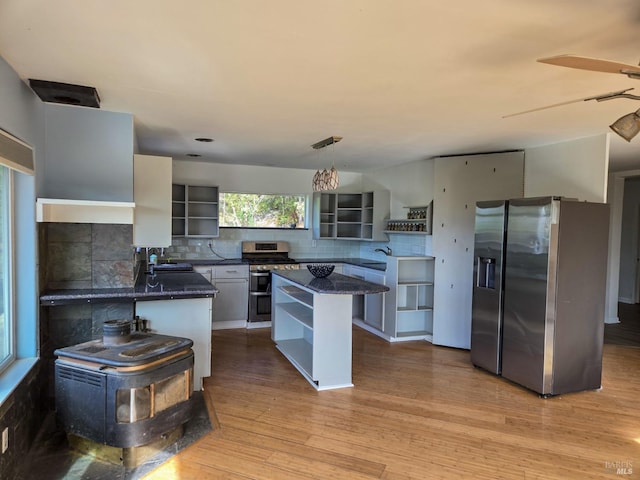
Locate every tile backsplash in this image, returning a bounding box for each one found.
[39,223,135,357]
[42,223,135,289]
[165,228,432,261]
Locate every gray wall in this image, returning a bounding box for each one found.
[0,55,45,480]
[619,177,640,303]
[41,103,134,202]
[0,57,42,152]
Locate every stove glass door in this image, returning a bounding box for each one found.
[249,270,272,322]
[249,291,271,322]
[249,271,270,292]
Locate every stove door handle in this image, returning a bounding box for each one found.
[249,291,271,296]
[250,272,270,277]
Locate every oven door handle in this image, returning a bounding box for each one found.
[250,272,270,277]
[249,291,271,296]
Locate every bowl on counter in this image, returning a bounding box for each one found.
[307,264,335,278]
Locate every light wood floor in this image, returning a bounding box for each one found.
[146,327,640,479]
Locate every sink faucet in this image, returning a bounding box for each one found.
[374,246,392,256]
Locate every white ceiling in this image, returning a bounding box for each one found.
[1,0,640,173]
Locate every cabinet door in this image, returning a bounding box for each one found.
[364,270,385,330]
[343,265,365,320]
[133,154,172,247]
[212,279,248,323]
[136,297,212,391]
[193,266,213,283]
[213,265,249,279]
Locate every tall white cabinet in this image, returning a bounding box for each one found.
[133,154,172,247]
[432,152,524,348]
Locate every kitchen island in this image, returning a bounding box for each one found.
[271,270,388,390]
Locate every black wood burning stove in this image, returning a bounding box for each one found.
[54,322,195,451]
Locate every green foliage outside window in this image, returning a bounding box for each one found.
[219,193,305,228]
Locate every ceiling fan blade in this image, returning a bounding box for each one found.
[502,88,636,118]
[538,54,640,77]
[503,96,591,118]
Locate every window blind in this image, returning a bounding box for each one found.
[0,128,33,175]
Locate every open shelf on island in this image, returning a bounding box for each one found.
[279,285,313,308]
[276,338,313,377]
[278,302,313,329]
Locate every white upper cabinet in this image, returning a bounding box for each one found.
[133,154,172,247]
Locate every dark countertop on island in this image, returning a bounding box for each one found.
[40,271,219,306]
[294,257,387,271]
[170,257,387,271]
[273,270,389,295]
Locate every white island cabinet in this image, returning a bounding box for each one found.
[272,270,388,390]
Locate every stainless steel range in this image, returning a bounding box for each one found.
[242,241,299,325]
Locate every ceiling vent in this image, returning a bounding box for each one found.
[28,79,100,108]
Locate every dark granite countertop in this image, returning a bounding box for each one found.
[294,257,387,271]
[168,257,386,270]
[40,271,219,306]
[273,270,389,295]
[169,258,246,266]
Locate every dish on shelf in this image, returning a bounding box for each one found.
[307,264,335,278]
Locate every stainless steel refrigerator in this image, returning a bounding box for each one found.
[470,200,508,375]
[471,197,609,395]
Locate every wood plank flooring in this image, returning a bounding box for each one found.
[145,327,640,479]
[605,303,640,346]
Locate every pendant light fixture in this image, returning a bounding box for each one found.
[610,108,640,142]
[312,136,342,192]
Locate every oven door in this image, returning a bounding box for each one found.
[249,291,271,322]
[249,271,271,292]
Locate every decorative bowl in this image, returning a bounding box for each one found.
[306,264,335,278]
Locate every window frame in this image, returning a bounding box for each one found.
[0,166,15,373]
[0,127,37,408]
[218,192,309,229]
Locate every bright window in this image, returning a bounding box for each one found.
[219,193,306,228]
[0,165,13,371]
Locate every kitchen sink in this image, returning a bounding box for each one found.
[148,262,193,272]
[360,261,386,267]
